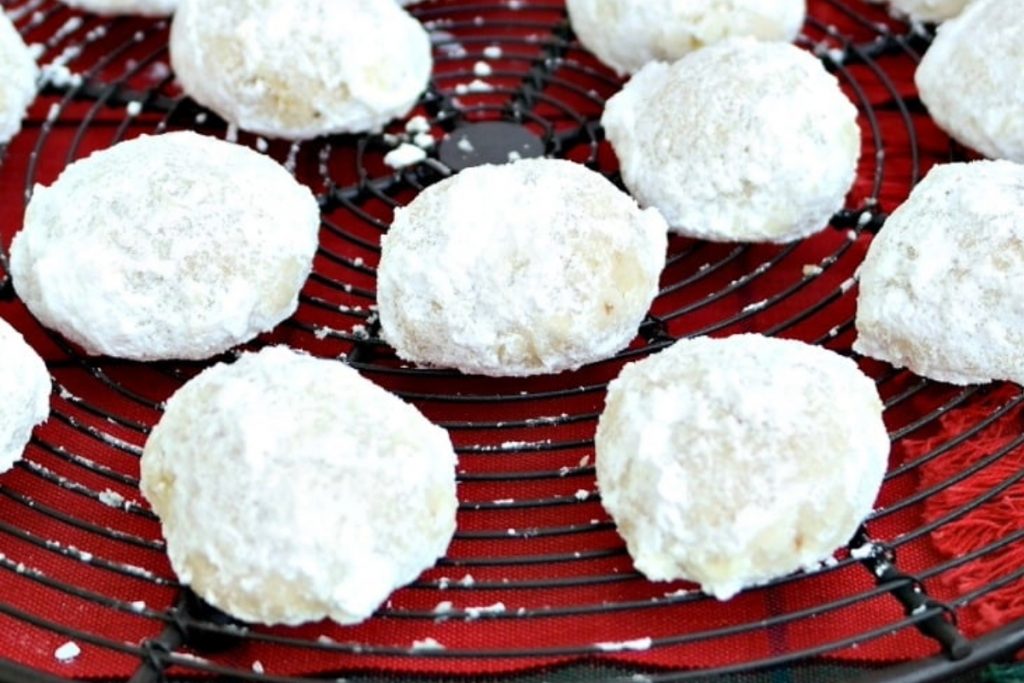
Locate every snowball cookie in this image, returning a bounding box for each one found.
[916,0,1024,163]
[0,12,39,145]
[596,334,888,599]
[59,0,177,16]
[0,319,50,475]
[883,0,974,22]
[567,0,806,76]
[141,346,457,625]
[170,0,432,139]
[603,39,860,243]
[855,161,1024,385]
[378,159,668,377]
[10,131,319,361]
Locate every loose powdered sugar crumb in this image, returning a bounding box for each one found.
[464,602,506,619]
[850,543,876,560]
[98,489,125,508]
[411,637,445,651]
[594,637,653,652]
[384,143,427,169]
[54,641,80,662]
[405,115,430,135]
[454,79,493,94]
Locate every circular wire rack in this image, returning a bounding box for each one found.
[1,1,1023,681]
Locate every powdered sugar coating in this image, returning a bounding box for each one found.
[170,0,432,139]
[0,12,39,145]
[884,0,974,22]
[602,39,860,243]
[915,0,1024,163]
[377,159,668,377]
[855,161,1024,385]
[596,334,888,599]
[59,0,177,16]
[10,131,319,361]
[0,318,50,474]
[566,0,805,76]
[141,346,458,626]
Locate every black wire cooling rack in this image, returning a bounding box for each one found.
[1,1,1024,681]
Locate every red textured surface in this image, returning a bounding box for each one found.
[918,387,1024,639]
[0,0,1022,680]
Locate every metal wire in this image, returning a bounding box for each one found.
[0,1,1021,681]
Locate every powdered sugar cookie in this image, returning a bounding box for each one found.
[875,0,974,23]
[855,161,1024,384]
[597,334,888,599]
[0,318,50,474]
[567,0,805,75]
[915,0,1024,162]
[602,38,860,243]
[141,346,458,625]
[377,159,668,377]
[10,131,319,361]
[0,12,39,145]
[170,0,432,139]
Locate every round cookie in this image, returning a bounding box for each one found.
[884,0,974,22]
[140,345,458,626]
[0,318,50,475]
[59,0,177,16]
[170,0,432,139]
[596,334,888,599]
[915,0,1024,162]
[567,0,806,76]
[377,159,668,377]
[855,161,1024,385]
[602,38,860,243]
[10,131,319,361]
[0,12,39,145]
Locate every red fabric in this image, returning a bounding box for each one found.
[0,0,1019,680]
[915,388,1024,637]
